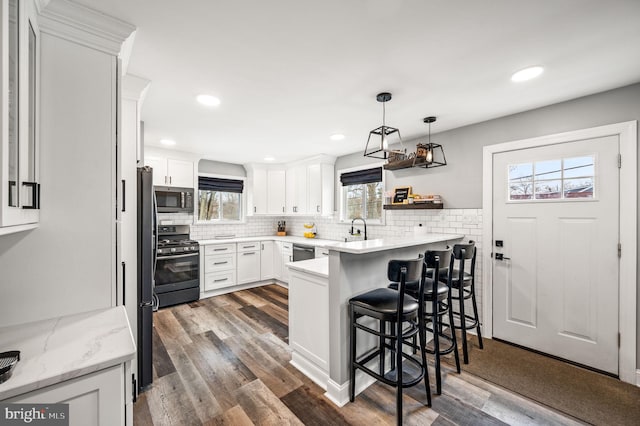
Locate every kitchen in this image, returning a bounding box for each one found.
[0,0,639,425]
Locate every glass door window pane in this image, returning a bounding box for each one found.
[8,0,19,206]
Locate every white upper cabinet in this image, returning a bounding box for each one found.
[246,155,335,217]
[145,157,194,188]
[0,0,40,234]
[307,162,334,216]
[245,164,286,215]
[267,169,286,214]
[286,164,307,214]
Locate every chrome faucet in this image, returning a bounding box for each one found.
[350,217,367,240]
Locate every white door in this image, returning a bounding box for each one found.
[492,135,619,374]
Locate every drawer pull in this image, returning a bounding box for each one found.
[214,248,228,252]
[243,252,256,256]
[214,261,228,265]
[242,245,256,249]
[214,278,228,282]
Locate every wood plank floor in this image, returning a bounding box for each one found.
[134,285,583,425]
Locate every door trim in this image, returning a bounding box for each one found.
[482,120,637,384]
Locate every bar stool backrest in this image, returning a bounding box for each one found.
[388,258,423,283]
[424,249,452,274]
[450,241,476,285]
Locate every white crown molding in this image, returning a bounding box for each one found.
[122,74,151,102]
[37,0,135,56]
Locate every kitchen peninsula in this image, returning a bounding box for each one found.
[287,233,463,407]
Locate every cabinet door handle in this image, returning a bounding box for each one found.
[254,206,256,213]
[121,261,126,304]
[214,278,228,282]
[282,206,285,213]
[121,180,126,212]
[214,261,228,265]
[169,176,172,184]
[317,205,320,213]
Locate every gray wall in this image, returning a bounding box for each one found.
[336,82,640,370]
[199,159,246,177]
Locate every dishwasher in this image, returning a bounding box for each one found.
[292,244,315,262]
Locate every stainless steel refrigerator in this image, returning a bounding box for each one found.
[137,166,157,391]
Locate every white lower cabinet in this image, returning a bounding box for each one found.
[7,365,125,426]
[203,243,237,291]
[281,242,293,284]
[260,241,275,280]
[237,241,261,284]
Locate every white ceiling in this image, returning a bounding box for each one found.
[74,0,640,164]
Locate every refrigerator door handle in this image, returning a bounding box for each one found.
[152,189,159,277]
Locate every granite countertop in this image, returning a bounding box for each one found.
[0,306,136,400]
[286,257,328,278]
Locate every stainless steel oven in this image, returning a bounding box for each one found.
[155,225,200,307]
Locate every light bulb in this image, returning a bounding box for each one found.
[426,147,433,163]
[382,137,388,150]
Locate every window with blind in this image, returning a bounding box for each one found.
[198,175,244,221]
[340,166,384,222]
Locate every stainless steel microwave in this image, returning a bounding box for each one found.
[155,186,194,213]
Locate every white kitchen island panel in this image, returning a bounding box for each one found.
[288,259,329,390]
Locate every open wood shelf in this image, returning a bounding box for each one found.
[383,203,443,210]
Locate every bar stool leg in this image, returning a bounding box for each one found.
[395,319,403,426]
[448,292,461,373]
[458,287,469,364]
[349,306,357,402]
[470,280,484,350]
[379,320,386,375]
[433,296,442,394]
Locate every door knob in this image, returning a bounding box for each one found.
[495,253,511,260]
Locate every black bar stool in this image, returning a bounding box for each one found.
[349,258,431,425]
[443,241,483,364]
[422,249,461,394]
[390,249,461,395]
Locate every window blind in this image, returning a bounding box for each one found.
[340,167,382,186]
[198,176,244,193]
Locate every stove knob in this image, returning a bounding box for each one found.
[171,248,177,252]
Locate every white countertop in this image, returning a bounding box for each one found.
[286,257,328,278]
[198,233,464,254]
[324,233,464,254]
[0,306,136,400]
[198,235,337,247]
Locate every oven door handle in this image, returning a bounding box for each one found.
[158,252,199,260]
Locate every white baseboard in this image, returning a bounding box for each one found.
[324,366,381,407]
[290,353,328,391]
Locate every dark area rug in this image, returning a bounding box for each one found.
[447,337,640,425]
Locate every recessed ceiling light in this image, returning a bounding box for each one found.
[160,139,176,146]
[330,133,345,141]
[196,94,221,107]
[264,156,275,162]
[511,66,544,82]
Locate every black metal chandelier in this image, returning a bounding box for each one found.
[363,92,406,159]
[416,116,447,168]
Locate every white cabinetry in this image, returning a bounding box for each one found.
[8,365,126,426]
[0,0,40,234]
[204,243,237,291]
[288,268,329,386]
[260,240,275,280]
[280,242,293,283]
[246,164,286,215]
[315,246,329,258]
[307,162,335,216]
[286,164,308,214]
[237,241,261,284]
[145,157,194,188]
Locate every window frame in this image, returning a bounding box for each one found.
[337,162,386,225]
[195,172,247,224]
[506,153,597,203]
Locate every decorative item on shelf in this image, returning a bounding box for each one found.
[418,116,447,168]
[277,220,286,236]
[303,222,317,238]
[364,92,407,159]
[392,186,412,204]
